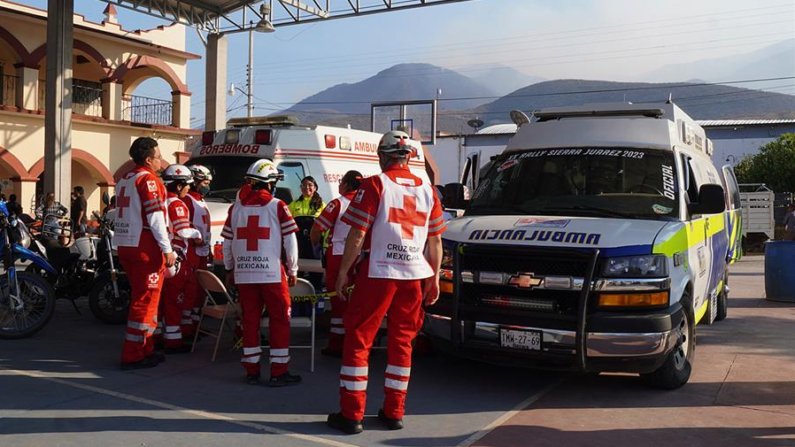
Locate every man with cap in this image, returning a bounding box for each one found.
[327,131,446,434]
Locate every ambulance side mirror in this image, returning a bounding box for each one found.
[442,183,469,210]
[689,184,725,216]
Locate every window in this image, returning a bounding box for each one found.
[278,162,306,203]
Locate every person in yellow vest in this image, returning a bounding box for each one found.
[288,176,325,218]
[289,176,326,292]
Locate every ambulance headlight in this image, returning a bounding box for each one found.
[602,255,667,278]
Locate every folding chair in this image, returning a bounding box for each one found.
[193,270,240,361]
[261,278,320,372]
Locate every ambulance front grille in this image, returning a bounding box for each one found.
[460,254,589,278]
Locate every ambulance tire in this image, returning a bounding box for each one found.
[715,277,728,322]
[642,294,695,390]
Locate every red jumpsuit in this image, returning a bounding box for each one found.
[182,190,212,336]
[114,166,171,364]
[337,164,446,421]
[313,190,357,352]
[158,193,201,348]
[221,189,299,377]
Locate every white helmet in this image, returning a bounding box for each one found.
[165,255,182,279]
[161,164,194,185]
[189,164,213,182]
[377,130,416,156]
[245,159,283,184]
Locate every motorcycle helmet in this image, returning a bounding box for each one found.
[245,159,283,184]
[161,164,194,186]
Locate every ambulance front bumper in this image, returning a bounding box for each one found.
[422,305,683,373]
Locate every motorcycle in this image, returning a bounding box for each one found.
[25,198,130,324]
[87,208,130,324]
[0,202,58,339]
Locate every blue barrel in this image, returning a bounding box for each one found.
[765,241,795,302]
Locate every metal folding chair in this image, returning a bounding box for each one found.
[260,278,320,372]
[193,269,240,361]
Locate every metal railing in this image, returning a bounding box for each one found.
[38,79,103,116]
[73,79,102,117]
[1,74,17,107]
[122,94,173,126]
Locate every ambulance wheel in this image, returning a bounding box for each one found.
[642,294,695,390]
[715,276,728,322]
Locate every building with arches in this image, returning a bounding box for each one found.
[0,1,199,214]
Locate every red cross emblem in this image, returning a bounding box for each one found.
[388,195,427,240]
[201,213,209,227]
[175,168,182,174]
[116,187,131,218]
[236,215,271,251]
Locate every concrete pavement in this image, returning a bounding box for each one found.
[1,256,793,447]
[474,256,795,447]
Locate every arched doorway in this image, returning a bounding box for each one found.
[29,149,115,216]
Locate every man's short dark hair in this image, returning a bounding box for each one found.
[130,137,159,165]
[73,186,84,195]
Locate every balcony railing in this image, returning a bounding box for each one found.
[73,79,102,117]
[1,75,17,107]
[38,79,103,117]
[122,95,173,126]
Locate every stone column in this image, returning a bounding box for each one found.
[205,33,227,131]
[14,65,39,110]
[44,0,74,206]
[101,80,122,120]
[171,91,191,128]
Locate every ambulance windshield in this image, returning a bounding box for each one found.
[470,148,679,220]
[186,156,249,202]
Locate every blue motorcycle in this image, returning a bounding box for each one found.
[0,201,58,339]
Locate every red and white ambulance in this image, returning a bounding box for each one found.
[187,116,433,267]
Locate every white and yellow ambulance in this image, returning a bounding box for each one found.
[187,116,431,266]
[429,102,742,389]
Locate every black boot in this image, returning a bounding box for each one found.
[120,356,159,371]
[378,409,404,430]
[147,352,166,364]
[268,371,302,387]
[246,373,261,385]
[327,412,363,435]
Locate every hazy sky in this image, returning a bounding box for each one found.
[13,0,795,126]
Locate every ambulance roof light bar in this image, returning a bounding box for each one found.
[227,115,300,128]
[534,105,666,122]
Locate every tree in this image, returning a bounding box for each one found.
[734,133,795,193]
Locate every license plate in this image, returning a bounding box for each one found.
[500,329,542,351]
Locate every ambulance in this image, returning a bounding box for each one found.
[187,116,432,268]
[429,102,742,389]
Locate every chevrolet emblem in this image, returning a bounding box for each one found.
[508,273,543,289]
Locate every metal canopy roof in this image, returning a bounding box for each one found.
[101,0,473,32]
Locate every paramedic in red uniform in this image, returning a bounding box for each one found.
[222,159,303,387]
[310,170,363,357]
[159,164,202,353]
[182,165,213,337]
[115,137,177,370]
[327,131,446,434]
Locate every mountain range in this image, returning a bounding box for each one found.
[277,40,795,134]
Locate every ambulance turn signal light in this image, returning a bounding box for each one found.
[255,130,272,145]
[598,291,669,307]
[202,131,215,145]
[440,280,453,295]
[325,135,336,149]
